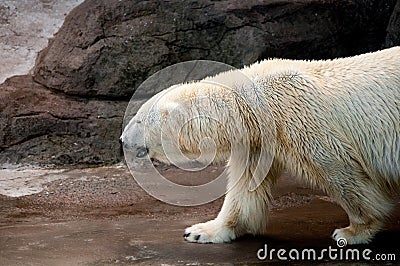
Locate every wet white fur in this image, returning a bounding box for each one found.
[123,47,400,244]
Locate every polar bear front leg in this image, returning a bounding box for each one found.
[184,217,237,243]
[183,190,245,243]
[184,173,274,243]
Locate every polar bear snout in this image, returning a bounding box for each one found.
[135,146,149,158]
[122,141,148,158]
[120,119,149,158]
[120,135,148,157]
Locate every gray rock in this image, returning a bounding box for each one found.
[385,0,400,47]
[33,0,396,99]
[0,76,126,166]
[1,0,398,167]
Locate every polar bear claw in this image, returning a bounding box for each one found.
[184,220,236,243]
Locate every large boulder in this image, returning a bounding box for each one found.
[385,0,400,47]
[1,0,398,166]
[0,76,126,166]
[33,0,396,99]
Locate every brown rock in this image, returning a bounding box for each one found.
[2,0,397,166]
[385,0,400,47]
[33,0,396,99]
[0,75,126,166]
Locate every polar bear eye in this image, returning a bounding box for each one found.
[136,147,148,158]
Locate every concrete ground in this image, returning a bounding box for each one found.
[0,165,399,265]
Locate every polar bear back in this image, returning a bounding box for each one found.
[242,47,399,183]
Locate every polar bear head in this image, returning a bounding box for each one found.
[121,79,276,188]
[121,82,240,166]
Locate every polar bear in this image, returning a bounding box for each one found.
[121,47,400,245]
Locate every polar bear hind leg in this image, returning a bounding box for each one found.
[328,170,395,244]
[332,221,384,245]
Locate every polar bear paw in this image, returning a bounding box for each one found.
[332,227,373,245]
[184,220,236,243]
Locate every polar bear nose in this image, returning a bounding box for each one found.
[136,146,149,158]
[120,139,148,158]
[120,136,128,149]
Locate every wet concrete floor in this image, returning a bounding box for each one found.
[0,165,399,265]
